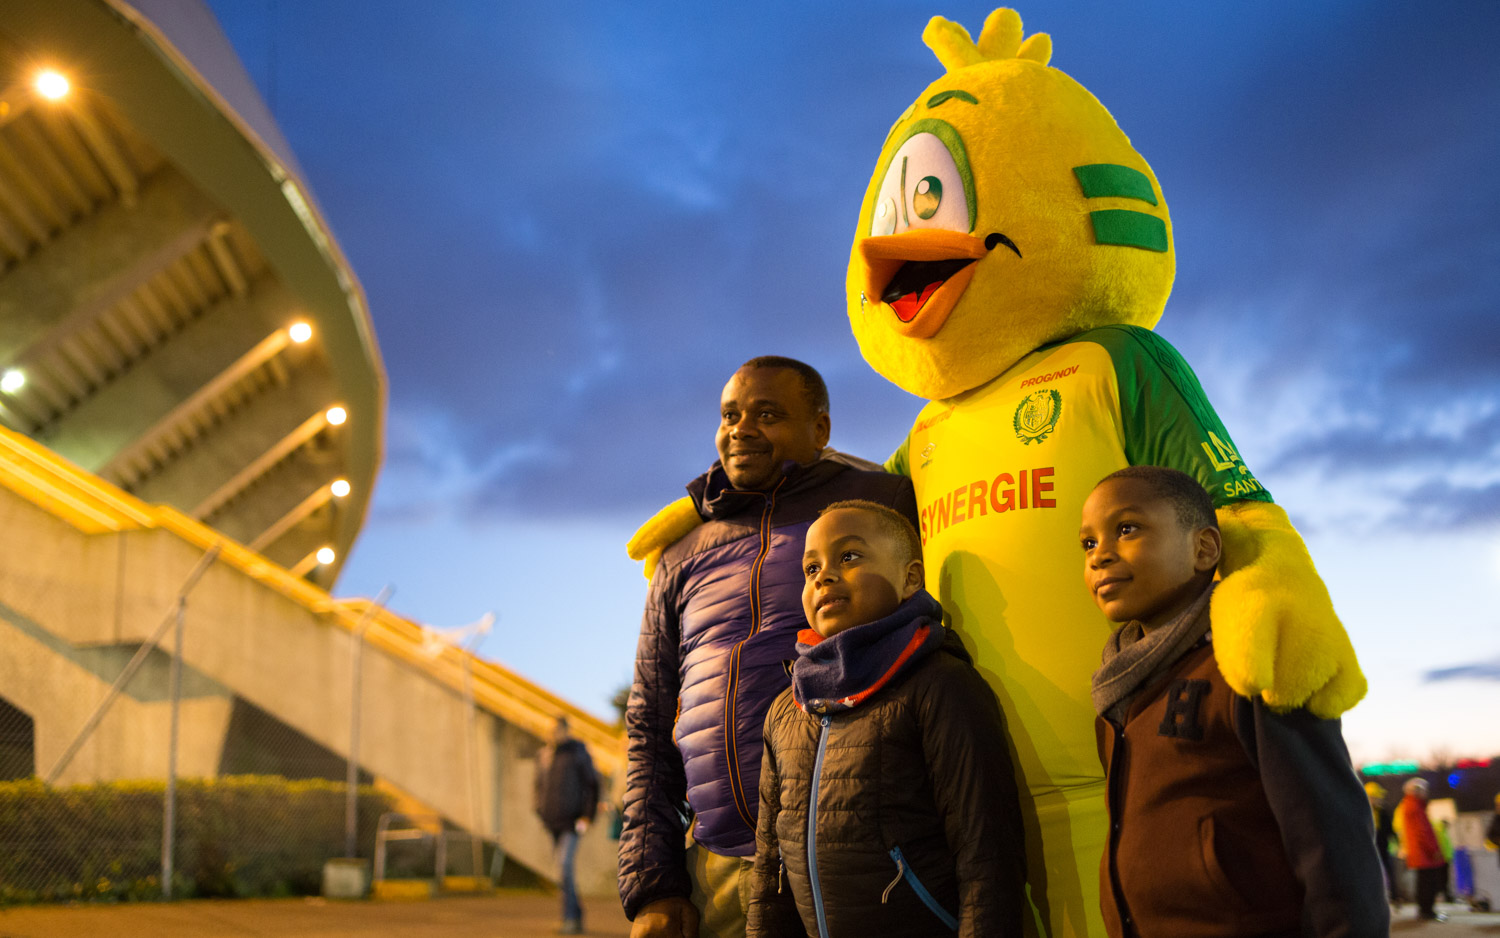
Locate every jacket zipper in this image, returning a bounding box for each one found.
[808,714,832,938]
[1107,721,1136,936]
[723,478,785,831]
[882,845,959,931]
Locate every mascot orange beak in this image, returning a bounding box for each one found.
[858,230,989,339]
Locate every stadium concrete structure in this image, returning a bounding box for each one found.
[0,0,623,896]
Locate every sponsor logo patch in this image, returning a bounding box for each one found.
[1014,389,1062,444]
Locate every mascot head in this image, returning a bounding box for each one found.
[847,9,1175,400]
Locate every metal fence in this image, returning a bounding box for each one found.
[0,558,404,903]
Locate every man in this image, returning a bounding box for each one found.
[619,357,918,938]
[536,716,600,935]
[1367,781,1398,904]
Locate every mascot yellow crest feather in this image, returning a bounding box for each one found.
[925,9,1051,69]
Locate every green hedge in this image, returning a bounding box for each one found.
[0,776,394,904]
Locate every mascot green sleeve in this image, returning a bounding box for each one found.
[629,10,1367,936]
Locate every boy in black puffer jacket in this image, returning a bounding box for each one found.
[746,500,1026,938]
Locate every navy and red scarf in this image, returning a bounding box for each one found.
[792,590,947,714]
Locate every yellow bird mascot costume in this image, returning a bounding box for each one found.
[630,10,1367,936]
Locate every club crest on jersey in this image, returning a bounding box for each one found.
[1014,390,1062,444]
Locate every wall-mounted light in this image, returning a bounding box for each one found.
[0,369,24,393]
[326,406,347,426]
[330,479,351,498]
[316,547,336,565]
[288,321,313,343]
[33,70,71,101]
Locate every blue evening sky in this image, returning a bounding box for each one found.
[203,0,1500,764]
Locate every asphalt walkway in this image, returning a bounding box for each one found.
[0,890,628,938]
[0,895,1496,937]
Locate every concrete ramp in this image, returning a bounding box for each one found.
[0,425,625,896]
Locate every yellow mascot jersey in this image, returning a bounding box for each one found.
[888,324,1269,937]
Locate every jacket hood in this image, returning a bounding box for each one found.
[792,590,947,714]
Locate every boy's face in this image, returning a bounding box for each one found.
[716,366,831,492]
[802,508,922,638]
[1079,477,1220,630]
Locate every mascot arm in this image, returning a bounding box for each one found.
[626,497,701,581]
[1213,500,1366,718]
[1097,326,1365,718]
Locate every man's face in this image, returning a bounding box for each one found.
[715,367,830,492]
[801,508,922,638]
[1078,478,1218,629]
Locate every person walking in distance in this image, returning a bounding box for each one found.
[537,716,600,935]
[1397,777,1445,922]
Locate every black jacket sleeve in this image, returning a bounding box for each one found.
[1234,699,1389,938]
[746,699,805,938]
[917,654,1027,938]
[577,745,600,825]
[617,561,692,919]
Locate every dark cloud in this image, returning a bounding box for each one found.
[1391,479,1500,531]
[1424,657,1500,684]
[205,0,1500,527]
[1269,410,1500,474]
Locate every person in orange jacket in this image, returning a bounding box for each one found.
[1397,778,1445,921]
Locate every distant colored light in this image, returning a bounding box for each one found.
[1361,760,1420,776]
[0,369,24,393]
[288,321,313,343]
[330,479,351,498]
[1448,772,1461,788]
[326,406,347,426]
[316,547,336,565]
[34,70,70,101]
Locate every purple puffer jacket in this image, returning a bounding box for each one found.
[618,454,917,920]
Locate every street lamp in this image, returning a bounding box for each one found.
[33,70,70,101]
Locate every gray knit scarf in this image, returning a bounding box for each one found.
[1091,583,1215,725]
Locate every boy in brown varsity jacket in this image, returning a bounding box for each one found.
[746,500,1026,938]
[1080,467,1387,938]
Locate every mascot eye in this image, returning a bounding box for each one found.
[913,176,942,219]
[868,129,970,235]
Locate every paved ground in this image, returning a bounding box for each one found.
[0,890,629,938]
[1,895,1497,937]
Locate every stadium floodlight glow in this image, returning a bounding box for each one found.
[316,546,336,565]
[326,406,347,426]
[288,321,313,343]
[330,479,351,498]
[0,369,24,393]
[34,70,71,101]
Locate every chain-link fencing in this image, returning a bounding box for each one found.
[0,557,398,903]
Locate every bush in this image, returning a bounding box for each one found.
[0,776,393,904]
